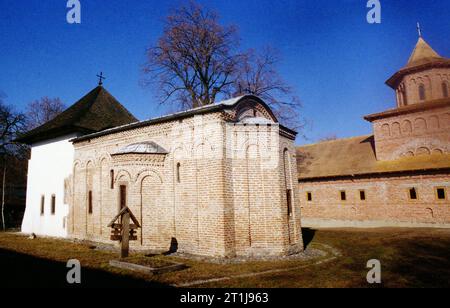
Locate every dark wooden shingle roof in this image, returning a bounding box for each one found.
[16,86,137,144]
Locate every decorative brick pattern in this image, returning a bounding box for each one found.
[373,104,450,161]
[67,99,303,257]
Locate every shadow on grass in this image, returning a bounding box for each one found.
[302,228,316,249]
[387,238,450,288]
[0,248,171,288]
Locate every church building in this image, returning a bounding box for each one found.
[18,89,303,257]
[298,35,450,228]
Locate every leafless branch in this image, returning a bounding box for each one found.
[142,1,242,109]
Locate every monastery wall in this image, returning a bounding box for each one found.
[299,172,450,228]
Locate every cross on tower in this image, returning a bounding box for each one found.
[417,22,422,37]
[96,72,106,86]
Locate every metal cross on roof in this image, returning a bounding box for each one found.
[96,72,106,86]
[417,22,422,37]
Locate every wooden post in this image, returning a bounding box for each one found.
[107,205,140,259]
[121,212,130,258]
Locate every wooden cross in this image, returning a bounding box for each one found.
[107,206,141,258]
[96,72,106,86]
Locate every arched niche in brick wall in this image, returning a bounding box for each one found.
[444,113,450,127]
[442,81,449,98]
[414,118,427,134]
[233,96,278,123]
[416,147,431,156]
[428,115,440,130]
[381,123,390,138]
[391,122,401,137]
[402,120,412,135]
[403,151,415,157]
[139,170,163,247]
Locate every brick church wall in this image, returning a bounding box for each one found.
[67,100,303,257]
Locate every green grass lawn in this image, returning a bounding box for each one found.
[1,228,449,288]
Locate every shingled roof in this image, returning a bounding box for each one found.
[406,37,443,67]
[16,86,138,144]
[386,37,450,88]
[297,135,450,180]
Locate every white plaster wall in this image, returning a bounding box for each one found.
[21,134,77,237]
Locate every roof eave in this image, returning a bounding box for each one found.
[71,104,223,143]
[72,95,284,144]
[14,126,93,145]
[385,59,450,89]
[111,152,168,156]
[364,98,450,122]
[298,166,450,182]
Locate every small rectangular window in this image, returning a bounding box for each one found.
[409,188,418,200]
[359,190,366,201]
[88,191,93,214]
[306,192,312,202]
[436,187,447,200]
[40,195,45,215]
[51,195,56,215]
[340,191,347,201]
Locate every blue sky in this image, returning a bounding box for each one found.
[0,0,449,144]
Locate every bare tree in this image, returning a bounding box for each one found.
[0,97,27,231]
[143,1,242,109]
[143,1,306,135]
[232,47,305,131]
[25,97,65,130]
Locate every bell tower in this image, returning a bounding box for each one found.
[386,35,450,107]
[365,30,450,161]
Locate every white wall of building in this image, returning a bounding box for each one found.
[21,134,77,237]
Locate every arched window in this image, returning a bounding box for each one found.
[283,149,292,216]
[176,163,181,183]
[110,170,114,189]
[418,84,426,101]
[88,191,93,214]
[443,82,449,98]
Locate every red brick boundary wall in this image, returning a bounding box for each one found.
[299,171,450,228]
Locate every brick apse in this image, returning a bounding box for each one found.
[67,95,303,257]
